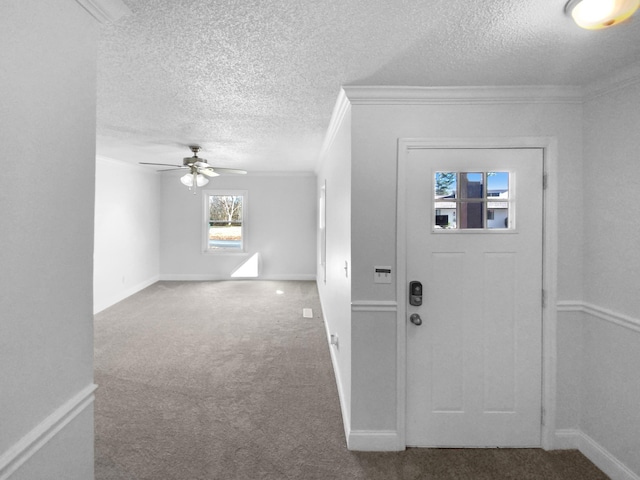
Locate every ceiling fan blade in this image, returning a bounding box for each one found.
[139,162,184,168]
[211,167,247,175]
[157,167,188,172]
[198,167,219,177]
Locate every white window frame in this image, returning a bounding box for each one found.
[202,190,248,254]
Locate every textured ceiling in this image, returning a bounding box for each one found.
[97,0,640,172]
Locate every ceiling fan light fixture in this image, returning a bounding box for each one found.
[565,0,639,29]
[180,173,209,187]
[196,175,209,187]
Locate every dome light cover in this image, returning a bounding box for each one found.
[180,173,209,187]
[566,0,640,29]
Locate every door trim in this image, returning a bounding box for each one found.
[396,137,558,450]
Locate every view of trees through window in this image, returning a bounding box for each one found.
[208,194,243,249]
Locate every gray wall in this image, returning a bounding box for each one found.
[348,94,583,434]
[94,168,317,310]
[94,157,161,313]
[0,0,102,477]
[317,80,640,477]
[316,102,353,432]
[578,76,640,477]
[160,173,317,280]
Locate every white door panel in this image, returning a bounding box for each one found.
[405,148,543,447]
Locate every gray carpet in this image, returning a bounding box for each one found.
[94,281,608,480]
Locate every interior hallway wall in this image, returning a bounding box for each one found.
[0,0,128,477]
[94,157,161,313]
[316,87,586,451]
[577,71,640,477]
[347,90,583,436]
[315,103,353,436]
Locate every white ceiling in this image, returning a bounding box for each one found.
[97,0,640,172]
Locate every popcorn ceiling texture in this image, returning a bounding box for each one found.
[97,0,640,171]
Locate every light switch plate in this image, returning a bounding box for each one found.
[374,266,392,284]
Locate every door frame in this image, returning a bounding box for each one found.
[396,137,558,450]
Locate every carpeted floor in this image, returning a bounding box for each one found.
[94,280,608,480]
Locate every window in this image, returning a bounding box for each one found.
[433,171,511,230]
[204,191,247,252]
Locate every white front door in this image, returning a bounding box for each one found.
[404,148,543,447]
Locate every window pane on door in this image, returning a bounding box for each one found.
[460,173,484,199]
[488,202,509,229]
[487,172,509,198]
[459,201,484,229]
[434,172,457,198]
[434,202,456,229]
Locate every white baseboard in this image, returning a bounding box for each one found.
[0,384,97,479]
[93,275,159,314]
[554,429,581,449]
[347,430,402,451]
[159,273,316,281]
[318,295,351,446]
[554,429,639,480]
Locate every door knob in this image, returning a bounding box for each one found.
[409,313,422,326]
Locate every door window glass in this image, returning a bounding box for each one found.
[433,172,511,230]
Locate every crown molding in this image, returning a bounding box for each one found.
[582,62,640,101]
[317,88,352,170]
[315,84,582,172]
[341,85,583,105]
[96,155,153,172]
[75,0,131,24]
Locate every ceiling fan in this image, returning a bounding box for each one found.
[140,145,247,191]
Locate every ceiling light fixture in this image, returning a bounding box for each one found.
[180,172,210,188]
[565,0,639,29]
[139,145,246,194]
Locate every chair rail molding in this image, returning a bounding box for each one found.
[557,300,640,333]
[0,384,98,479]
[351,300,398,312]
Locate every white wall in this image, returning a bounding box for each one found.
[317,87,585,450]
[346,91,583,437]
[319,82,640,477]
[160,173,317,280]
[94,157,161,313]
[0,0,104,477]
[315,102,353,437]
[577,75,640,478]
